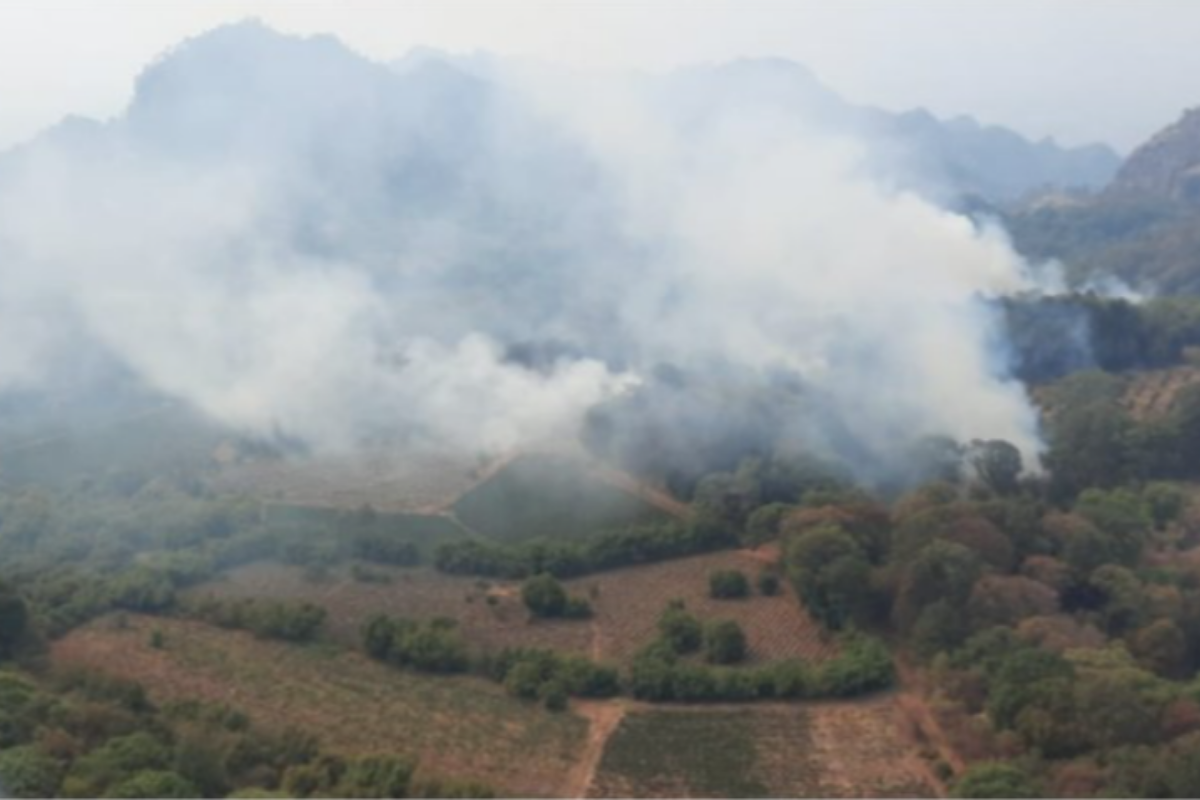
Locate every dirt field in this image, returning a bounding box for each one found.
[51,614,587,797]
[212,446,496,513]
[588,700,936,798]
[190,548,836,666]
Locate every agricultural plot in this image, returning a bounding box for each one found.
[213,446,495,513]
[453,453,670,543]
[51,614,588,797]
[589,702,934,798]
[565,549,838,665]
[192,547,835,667]
[192,561,596,656]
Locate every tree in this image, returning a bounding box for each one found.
[952,762,1040,798]
[335,755,415,798]
[968,440,1022,495]
[105,770,199,799]
[521,573,567,618]
[0,581,29,660]
[708,570,749,599]
[703,620,747,664]
[657,601,702,654]
[0,745,63,798]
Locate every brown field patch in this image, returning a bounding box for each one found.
[1122,365,1200,421]
[51,614,586,797]
[191,548,836,667]
[588,699,936,798]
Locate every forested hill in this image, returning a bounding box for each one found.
[1005,107,1200,295]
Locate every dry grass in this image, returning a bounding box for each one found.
[51,614,587,797]
[588,699,935,798]
[191,548,837,667]
[212,447,500,513]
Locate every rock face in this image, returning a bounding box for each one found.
[1106,108,1200,203]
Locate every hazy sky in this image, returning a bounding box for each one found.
[1,1,1197,153]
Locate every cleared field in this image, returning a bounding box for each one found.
[589,701,935,798]
[190,548,836,666]
[452,454,670,543]
[213,446,496,513]
[51,614,588,797]
[1122,365,1200,420]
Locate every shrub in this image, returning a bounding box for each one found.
[703,620,747,664]
[657,601,702,654]
[521,574,567,617]
[757,572,781,596]
[709,570,750,599]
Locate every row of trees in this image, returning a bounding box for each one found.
[433,517,738,580]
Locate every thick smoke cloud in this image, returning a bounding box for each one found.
[0,23,1043,482]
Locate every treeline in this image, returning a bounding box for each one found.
[1042,371,1200,500]
[434,517,738,580]
[186,597,327,642]
[629,599,893,702]
[0,668,492,799]
[0,473,435,640]
[1002,294,1200,383]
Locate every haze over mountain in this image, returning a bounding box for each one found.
[0,21,1129,486]
[1006,107,1200,295]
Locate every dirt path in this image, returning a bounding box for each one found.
[893,658,965,796]
[561,700,627,799]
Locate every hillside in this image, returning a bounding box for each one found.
[1006,107,1200,293]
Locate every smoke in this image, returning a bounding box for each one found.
[0,23,1045,483]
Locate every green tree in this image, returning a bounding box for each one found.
[952,762,1040,798]
[521,573,567,618]
[0,745,64,798]
[0,582,30,660]
[105,770,199,799]
[708,570,750,599]
[657,601,702,654]
[968,440,1022,495]
[703,620,747,664]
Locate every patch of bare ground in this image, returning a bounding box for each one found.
[51,614,586,797]
[1123,365,1200,421]
[563,700,628,799]
[588,698,936,798]
[192,547,836,667]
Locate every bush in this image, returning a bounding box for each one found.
[521,574,567,617]
[0,745,64,798]
[952,762,1041,798]
[657,601,702,654]
[360,615,469,674]
[703,620,747,664]
[756,572,781,596]
[709,570,750,599]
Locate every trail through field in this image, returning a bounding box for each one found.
[894,658,963,796]
[563,700,627,799]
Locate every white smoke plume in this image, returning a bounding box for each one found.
[0,23,1044,480]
